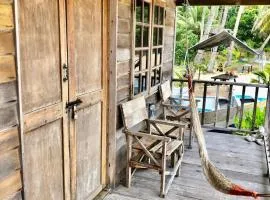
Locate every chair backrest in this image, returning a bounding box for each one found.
[160,80,171,102]
[120,96,148,129]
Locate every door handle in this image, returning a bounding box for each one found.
[66,99,83,120]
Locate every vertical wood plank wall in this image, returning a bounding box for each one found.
[115,0,176,184]
[0,0,23,199]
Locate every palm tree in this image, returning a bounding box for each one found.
[251,66,270,84]
[226,6,245,67]
[207,6,229,72]
[194,6,219,64]
[253,6,270,34]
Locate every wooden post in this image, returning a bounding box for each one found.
[107,0,118,189]
[201,83,207,125]
[214,84,220,127]
[239,86,246,130]
[225,85,233,128]
[251,87,259,131]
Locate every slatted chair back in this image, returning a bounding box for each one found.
[120,96,148,129]
[160,80,172,102]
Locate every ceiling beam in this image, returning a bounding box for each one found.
[175,0,270,5]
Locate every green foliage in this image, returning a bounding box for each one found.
[234,107,265,130]
[226,6,268,49]
[175,6,207,65]
[251,66,270,84]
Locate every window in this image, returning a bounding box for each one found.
[133,0,165,96]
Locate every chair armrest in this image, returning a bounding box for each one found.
[162,102,181,108]
[169,97,190,102]
[123,129,171,142]
[148,119,187,128]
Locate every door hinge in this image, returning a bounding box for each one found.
[63,63,69,82]
[66,99,83,120]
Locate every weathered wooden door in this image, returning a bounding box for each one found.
[67,1,107,199]
[19,0,68,199]
[19,0,107,199]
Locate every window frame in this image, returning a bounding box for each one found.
[131,0,166,98]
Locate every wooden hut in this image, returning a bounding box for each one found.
[0,0,269,199]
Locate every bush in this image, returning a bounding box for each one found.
[234,106,265,130]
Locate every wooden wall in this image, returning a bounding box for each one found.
[0,0,23,199]
[115,0,176,184]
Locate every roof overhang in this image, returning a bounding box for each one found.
[175,0,270,5]
[189,30,260,55]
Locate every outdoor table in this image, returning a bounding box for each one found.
[211,74,238,82]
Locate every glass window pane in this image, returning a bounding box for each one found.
[151,69,156,87]
[151,49,156,67]
[141,72,147,92]
[143,27,149,47]
[157,48,162,65]
[154,6,159,24]
[136,0,143,22]
[136,26,142,47]
[153,28,158,46]
[134,74,140,95]
[158,28,163,45]
[134,51,141,72]
[156,67,161,84]
[159,7,164,25]
[142,51,148,70]
[144,2,150,23]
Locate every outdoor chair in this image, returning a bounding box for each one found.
[120,96,187,197]
[159,80,198,148]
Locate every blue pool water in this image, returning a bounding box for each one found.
[234,95,267,102]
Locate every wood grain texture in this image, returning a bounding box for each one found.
[76,102,102,199]
[0,148,20,181]
[0,102,18,131]
[0,31,14,55]
[120,96,148,129]
[0,81,17,105]
[0,55,16,83]
[19,0,61,113]
[0,127,19,153]
[23,120,63,200]
[73,0,102,95]
[0,3,13,30]
[0,171,22,200]
[23,102,62,132]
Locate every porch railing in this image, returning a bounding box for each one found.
[172,79,269,133]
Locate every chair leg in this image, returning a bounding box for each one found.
[126,135,133,188]
[188,122,193,149]
[176,144,183,177]
[160,142,167,198]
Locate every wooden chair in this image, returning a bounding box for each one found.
[160,80,197,149]
[120,96,187,197]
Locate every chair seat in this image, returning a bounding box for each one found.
[132,135,182,156]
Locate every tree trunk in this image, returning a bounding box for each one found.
[226,6,245,67]
[194,6,219,64]
[207,6,229,72]
[260,33,270,51]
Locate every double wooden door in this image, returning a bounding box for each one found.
[19,0,107,199]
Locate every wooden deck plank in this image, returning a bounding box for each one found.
[105,129,270,200]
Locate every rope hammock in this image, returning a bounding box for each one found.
[182,1,270,198]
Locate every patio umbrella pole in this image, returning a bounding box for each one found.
[186,71,270,199]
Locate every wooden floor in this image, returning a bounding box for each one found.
[104,129,270,200]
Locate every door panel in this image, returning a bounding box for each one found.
[67,0,107,199]
[74,0,102,94]
[20,0,61,113]
[76,102,102,199]
[23,120,64,200]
